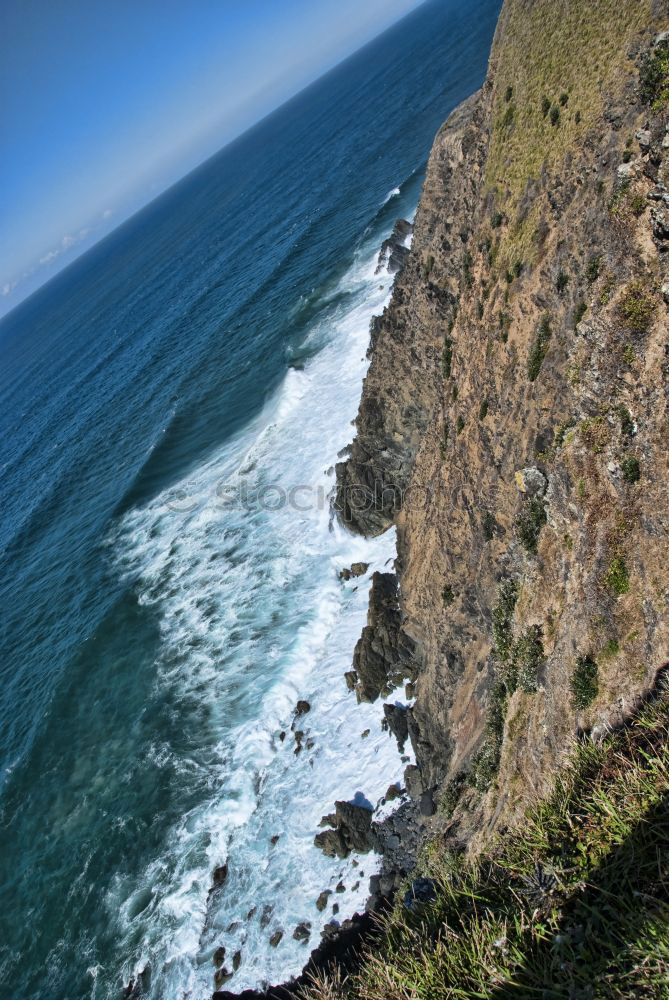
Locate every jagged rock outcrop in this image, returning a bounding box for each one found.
[314,799,375,858]
[346,572,416,702]
[375,218,414,275]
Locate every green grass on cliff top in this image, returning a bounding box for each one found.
[486,0,651,266]
[304,688,669,999]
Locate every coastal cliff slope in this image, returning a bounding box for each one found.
[319,0,669,994]
[338,0,669,841]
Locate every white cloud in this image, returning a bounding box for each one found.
[102,208,113,219]
[2,280,17,297]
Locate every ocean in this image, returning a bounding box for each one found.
[0,1,501,996]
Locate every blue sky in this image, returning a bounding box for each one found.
[0,0,424,312]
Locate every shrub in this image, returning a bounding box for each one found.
[502,104,516,128]
[477,300,484,319]
[621,149,633,164]
[456,415,465,435]
[574,110,582,124]
[513,259,524,278]
[442,585,455,606]
[573,301,587,329]
[470,681,507,790]
[516,496,547,554]
[621,455,640,484]
[606,555,630,596]
[617,405,634,437]
[586,254,602,283]
[559,92,569,106]
[482,510,496,541]
[571,654,598,709]
[504,85,514,102]
[423,254,435,278]
[527,314,551,381]
[630,193,646,217]
[550,105,560,126]
[514,625,544,693]
[442,336,453,378]
[556,270,569,295]
[452,384,459,402]
[541,95,551,116]
[492,211,504,229]
[617,280,655,334]
[492,580,519,664]
[479,398,489,420]
[640,38,669,107]
[499,311,510,343]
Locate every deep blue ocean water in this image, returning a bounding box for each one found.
[0,2,501,996]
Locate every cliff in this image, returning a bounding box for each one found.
[318,0,669,994]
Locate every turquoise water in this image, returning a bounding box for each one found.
[0,2,501,996]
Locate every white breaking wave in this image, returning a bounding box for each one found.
[383,186,401,204]
[105,232,413,997]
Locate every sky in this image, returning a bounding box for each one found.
[0,0,425,314]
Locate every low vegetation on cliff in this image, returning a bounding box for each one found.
[305,690,669,999]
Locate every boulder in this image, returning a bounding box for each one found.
[293,921,311,942]
[316,890,332,911]
[212,863,228,887]
[334,799,375,853]
[314,827,348,859]
[295,700,311,716]
[404,764,424,800]
[269,930,283,948]
[514,467,547,497]
[214,968,233,988]
[339,562,370,581]
[213,946,226,968]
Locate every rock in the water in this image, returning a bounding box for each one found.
[232,951,242,971]
[314,798,375,858]
[295,700,311,716]
[385,782,402,800]
[314,827,348,859]
[214,967,233,988]
[403,877,437,911]
[339,562,370,581]
[293,921,311,942]
[269,930,283,947]
[213,946,226,968]
[316,889,332,911]
[212,863,228,887]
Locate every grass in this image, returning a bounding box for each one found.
[484,0,651,271]
[617,280,656,334]
[492,580,519,665]
[606,554,631,596]
[304,691,669,1000]
[527,314,551,381]
[571,653,599,709]
[515,496,547,554]
[640,37,669,108]
[621,455,641,484]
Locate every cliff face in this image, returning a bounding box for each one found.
[337,0,669,849]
